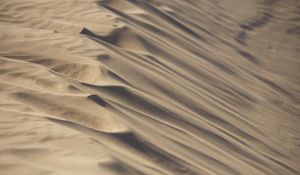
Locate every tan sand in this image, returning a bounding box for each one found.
[0,0,300,174]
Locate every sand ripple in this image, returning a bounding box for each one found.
[0,0,299,174]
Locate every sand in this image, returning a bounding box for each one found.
[0,0,300,174]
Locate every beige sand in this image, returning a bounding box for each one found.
[0,0,300,174]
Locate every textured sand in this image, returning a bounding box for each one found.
[0,0,300,174]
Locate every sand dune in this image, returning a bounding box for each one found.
[0,0,300,174]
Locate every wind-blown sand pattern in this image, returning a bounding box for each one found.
[0,0,300,174]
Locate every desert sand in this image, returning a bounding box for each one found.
[0,0,300,174]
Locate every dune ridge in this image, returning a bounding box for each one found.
[0,0,299,174]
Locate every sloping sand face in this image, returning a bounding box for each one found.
[0,0,299,174]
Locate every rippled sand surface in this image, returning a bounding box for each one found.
[0,0,300,174]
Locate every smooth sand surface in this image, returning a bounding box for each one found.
[0,0,300,174]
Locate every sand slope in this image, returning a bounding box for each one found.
[0,0,300,174]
